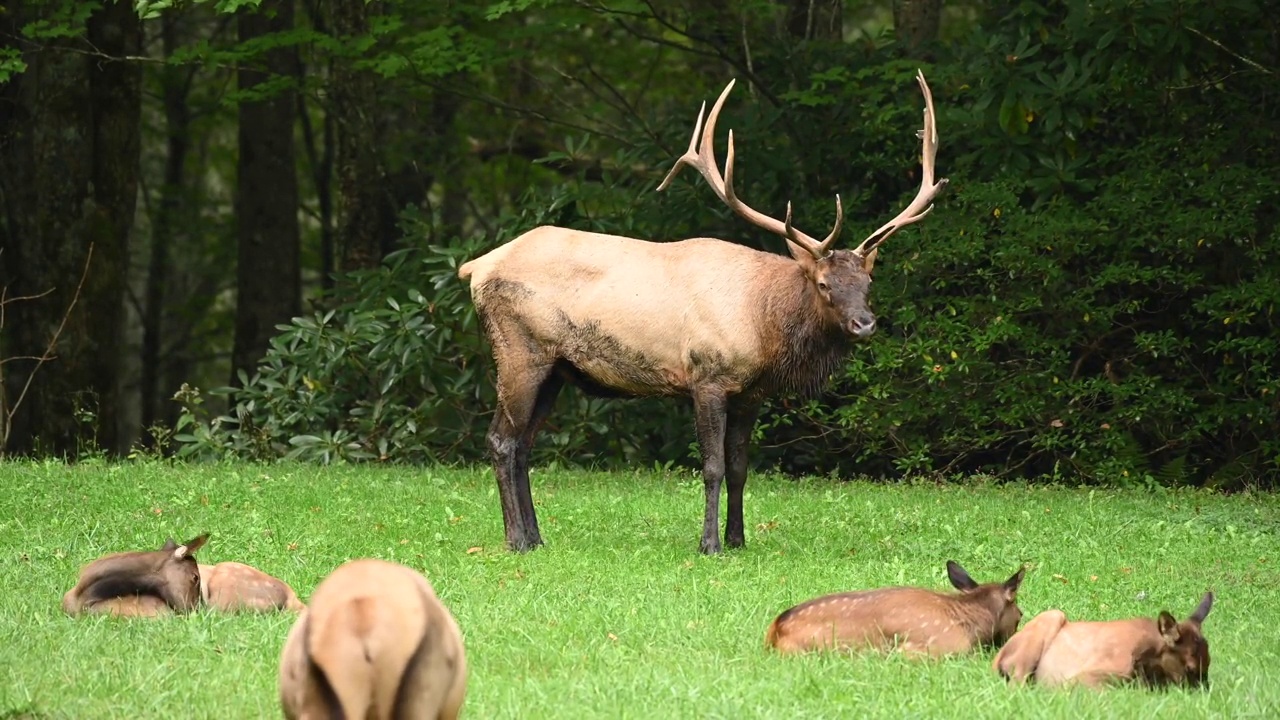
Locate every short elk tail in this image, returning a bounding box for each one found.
[308,597,378,720]
[764,616,783,649]
[457,260,476,280]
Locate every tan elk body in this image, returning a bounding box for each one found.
[61,534,209,617]
[766,561,1026,657]
[993,593,1214,689]
[278,558,467,720]
[459,71,949,554]
[199,561,306,613]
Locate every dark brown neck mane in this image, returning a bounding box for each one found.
[751,267,851,399]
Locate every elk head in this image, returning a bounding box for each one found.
[947,559,1026,645]
[658,70,948,341]
[1142,592,1214,689]
[63,533,209,615]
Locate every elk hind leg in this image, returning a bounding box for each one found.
[723,399,760,549]
[692,387,728,554]
[486,348,557,552]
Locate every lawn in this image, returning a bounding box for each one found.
[0,460,1276,719]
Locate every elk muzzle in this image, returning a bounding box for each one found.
[848,312,877,339]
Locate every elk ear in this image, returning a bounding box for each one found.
[1003,566,1026,599]
[173,533,210,560]
[1189,592,1214,625]
[946,560,978,591]
[161,537,178,551]
[1157,611,1181,645]
[785,239,820,276]
[860,247,878,275]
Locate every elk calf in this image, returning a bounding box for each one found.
[993,592,1214,689]
[62,534,209,617]
[199,561,306,613]
[278,558,467,720]
[458,71,948,555]
[766,561,1025,657]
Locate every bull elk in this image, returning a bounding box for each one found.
[61,534,209,617]
[458,70,948,554]
[993,592,1214,690]
[766,560,1025,657]
[278,558,467,720]
[200,561,306,613]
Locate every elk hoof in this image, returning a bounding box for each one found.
[506,533,544,553]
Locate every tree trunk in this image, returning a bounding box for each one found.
[141,14,195,437]
[330,0,390,273]
[0,0,142,457]
[231,0,301,387]
[893,0,943,54]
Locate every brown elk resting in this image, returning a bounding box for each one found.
[993,592,1214,689]
[278,558,467,720]
[199,561,306,613]
[766,560,1025,657]
[61,534,209,617]
[458,71,948,554]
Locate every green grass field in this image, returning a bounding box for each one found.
[0,461,1276,719]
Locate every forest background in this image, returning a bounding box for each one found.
[2,0,1278,490]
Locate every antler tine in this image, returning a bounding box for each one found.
[656,78,837,259]
[853,69,950,258]
[655,99,708,192]
[812,194,845,256]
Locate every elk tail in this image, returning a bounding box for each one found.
[764,616,783,649]
[307,597,379,720]
[456,260,476,280]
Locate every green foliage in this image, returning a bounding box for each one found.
[173,166,698,467]
[174,238,490,464]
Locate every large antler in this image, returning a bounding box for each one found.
[851,70,949,258]
[656,79,843,261]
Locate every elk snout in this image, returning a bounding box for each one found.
[848,312,876,339]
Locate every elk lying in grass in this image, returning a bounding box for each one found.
[278,558,467,720]
[61,534,209,617]
[458,70,948,554]
[766,560,1025,657]
[993,592,1214,689]
[200,561,306,613]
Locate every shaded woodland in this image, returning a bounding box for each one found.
[1,0,1278,488]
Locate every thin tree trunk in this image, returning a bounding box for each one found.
[330,0,388,273]
[784,0,843,41]
[142,15,195,436]
[231,0,301,387]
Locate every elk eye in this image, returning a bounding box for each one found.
[817,281,829,292]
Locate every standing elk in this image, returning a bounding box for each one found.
[765,560,1025,657]
[993,592,1214,690]
[458,70,948,554]
[278,558,467,720]
[61,534,209,617]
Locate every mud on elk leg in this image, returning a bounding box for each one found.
[692,388,729,554]
[486,348,556,552]
[723,400,760,549]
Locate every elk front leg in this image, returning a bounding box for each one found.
[692,388,728,554]
[723,400,760,549]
